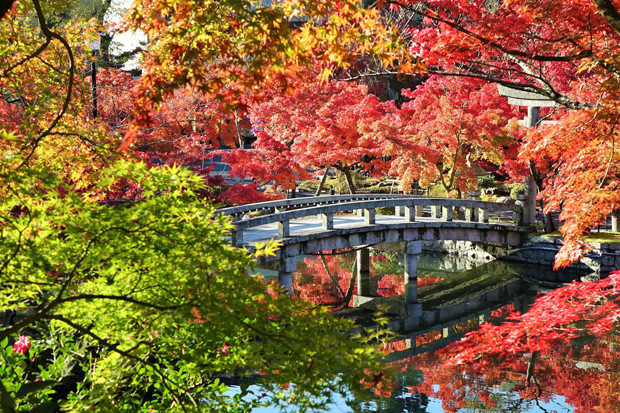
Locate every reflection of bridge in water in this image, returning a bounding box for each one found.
[300,251,582,359]
[217,195,538,331]
[317,249,568,340]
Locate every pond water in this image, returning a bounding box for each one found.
[248,247,620,413]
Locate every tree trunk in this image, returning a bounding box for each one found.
[320,253,345,298]
[234,110,243,148]
[529,161,556,232]
[342,167,356,194]
[544,212,555,233]
[315,168,330,196]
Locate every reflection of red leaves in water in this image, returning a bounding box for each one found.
[373,274,443,297]
[417,276,444,288]
[293,253,444,306]
[294,254,355,306]
[362,368,395,398]
[377,274,404,296]
[409,338,620,413]
[490,303,514,318]
[449,271,620,365]
[389,271,620,413]
[383,339,410,354]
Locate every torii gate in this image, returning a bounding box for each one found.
[498,84,620,231]
[497,85,557,128]
[497,85,558,227]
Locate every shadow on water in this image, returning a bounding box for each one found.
[247,245,619,413]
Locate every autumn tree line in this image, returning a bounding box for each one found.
[0,0,619,411]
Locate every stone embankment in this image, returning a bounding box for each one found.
[511,235,620,275]
[422,235,620,276]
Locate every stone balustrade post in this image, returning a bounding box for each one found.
[442,206,453,221]
[465,207,478,222]
[405,205,416,222]
[278,220,289,238]
[513,209,523,226]
[322,212,334,230]
[364,208,376,225]
[478,208,489,223]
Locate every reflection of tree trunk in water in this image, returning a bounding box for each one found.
[526,351,549,413]
[320,253,345,298]
[341,260,357,307]
[315,168,330,196]
[526,350,537,384]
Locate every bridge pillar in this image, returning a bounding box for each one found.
[356,248,372,296]
[278,256,296,295]
[233,230,244,247]
[404,241,423,318]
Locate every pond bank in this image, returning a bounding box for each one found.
[422,234,620,276]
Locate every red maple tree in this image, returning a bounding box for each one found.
[96,68,267,205]
[363,75,522,196]
[224,78,391,195]
[382,0,620,265]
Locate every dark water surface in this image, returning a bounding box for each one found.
[247,248,619,413]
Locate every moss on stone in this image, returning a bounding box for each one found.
[535,231,620,243]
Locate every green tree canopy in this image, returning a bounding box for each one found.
[0,1,391,411]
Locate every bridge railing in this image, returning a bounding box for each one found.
[215,194,417,221]
[217,196,524,246]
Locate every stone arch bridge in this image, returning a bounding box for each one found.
[216,194,533,330]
